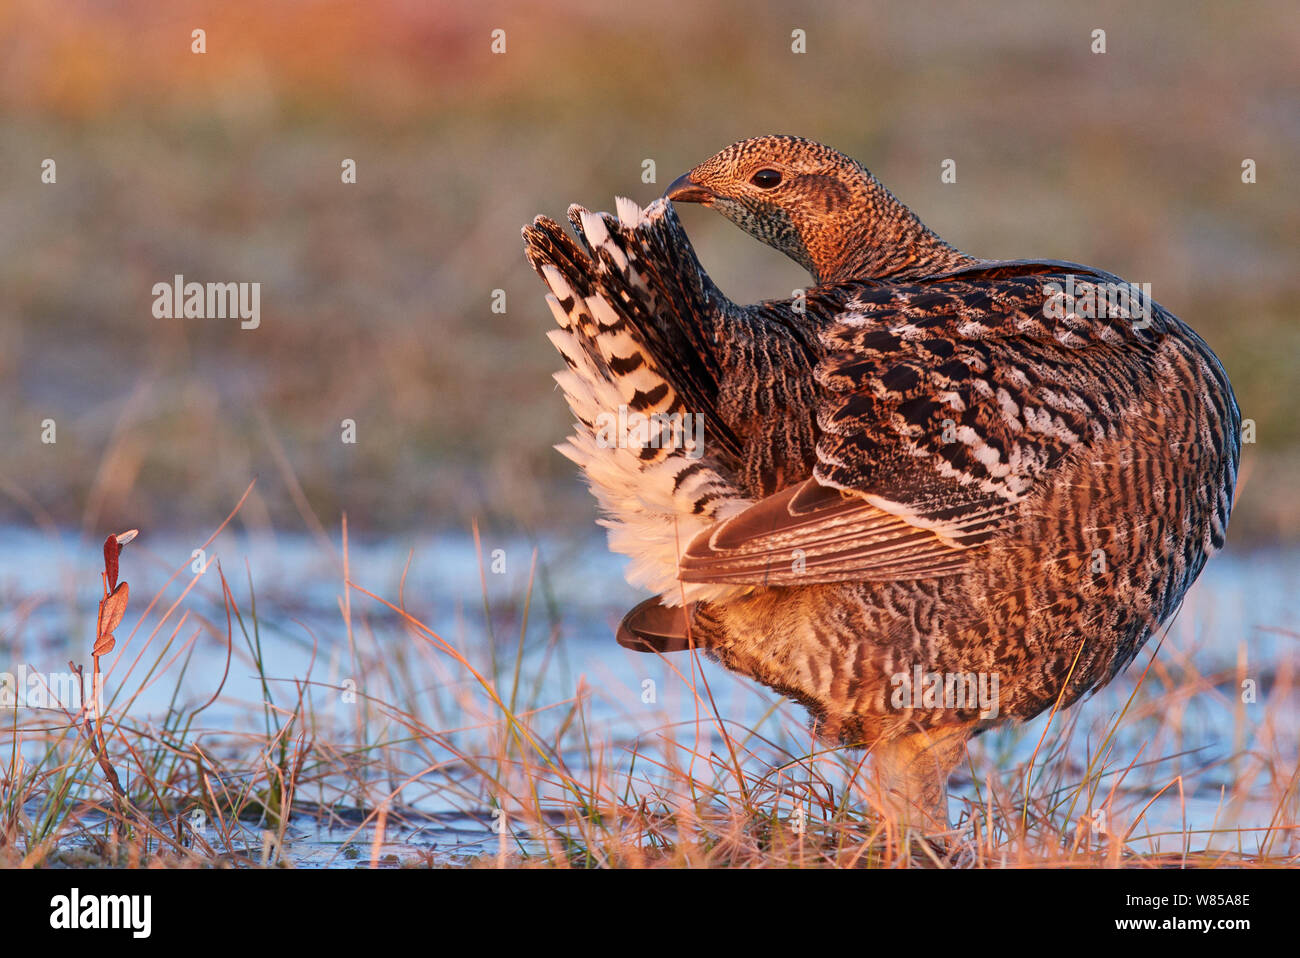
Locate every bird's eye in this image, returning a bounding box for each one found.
[750,169,782,189]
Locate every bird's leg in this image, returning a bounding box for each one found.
[871,725,971,840]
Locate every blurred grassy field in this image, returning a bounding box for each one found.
[0,0,1295,542]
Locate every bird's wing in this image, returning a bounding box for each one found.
[679,262,1162,586]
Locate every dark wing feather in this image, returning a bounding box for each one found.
[616,597,695,653]
[678,477,970,584]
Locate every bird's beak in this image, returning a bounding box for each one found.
[665,172,713,204]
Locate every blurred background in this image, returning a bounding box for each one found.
[0,0,1296,545]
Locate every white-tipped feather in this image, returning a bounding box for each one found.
[585,295,621,330]
[576,211,629,272]
[544,294,573,330]
[540,264,573,303]
[579,209,609,248]
[615,196,643,226]
[545,328,581,364]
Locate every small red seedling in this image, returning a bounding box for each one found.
[95,530,136,658]
[75,529,139,819]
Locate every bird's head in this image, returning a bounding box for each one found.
[665,135,969,284]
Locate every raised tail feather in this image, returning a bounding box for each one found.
[523,198,749,605]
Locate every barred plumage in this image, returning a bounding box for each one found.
[523,135,1241,835]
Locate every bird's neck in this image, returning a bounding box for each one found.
[807,179,978,284]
